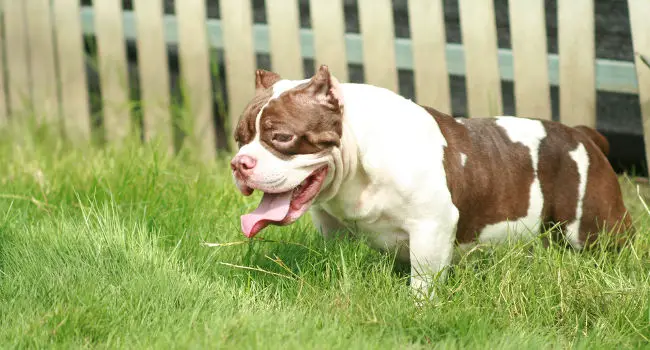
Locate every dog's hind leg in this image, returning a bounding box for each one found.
[576,177,635,250]
[562,137,635,250]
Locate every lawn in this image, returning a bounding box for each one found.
[0,130,648,349]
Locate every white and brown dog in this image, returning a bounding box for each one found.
[230,65,634,297]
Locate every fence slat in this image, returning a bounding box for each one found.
[177,0,217,160]
[458,0,503,117]
[357,0,398,92]
[94,0,131,142]
[53,0,91,143]
[25,0,59,124]
[266,0,303,79]
[558,0,595,127]
[407,0,451,113]
[0,2,6,125]
[220,0,255,151]
[309,0,348,81]
[3,1,31,117]
[628,0,650,171]
[134,0,173,153]
[508,0,551,120]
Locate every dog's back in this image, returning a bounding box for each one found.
[423,106,634,249]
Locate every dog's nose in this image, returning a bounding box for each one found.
[230,155,257,175]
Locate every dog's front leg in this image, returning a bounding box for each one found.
[310,207,350,240]
[408,218,457,301]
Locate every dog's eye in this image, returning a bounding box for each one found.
[272,133,295,143]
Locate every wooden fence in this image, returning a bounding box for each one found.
[0,0,649,167]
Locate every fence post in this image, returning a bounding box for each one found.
[25,0,59,126]
[508,0,552,120]
[0,0,7,125]
[407,0,451,114]
[176,0,218,160]
[220,0,256,152]
[309,0,349,82]
[358,0,398,92]
[53,0,91,144]
[266,0,304,80]
[134,0,173,154]
[3,0,32,119]
[94,0,132,143]
[558,0,596,127]
[458,0,503,117]
[628,0,650,173]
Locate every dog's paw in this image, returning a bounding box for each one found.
[411,283,436,309]
[411,274,446,311]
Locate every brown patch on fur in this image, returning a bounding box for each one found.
[233,69,282,148]
[424,107,535,244]
[233,89,272,148]
[535,123,632,249]
[424,106,634,248]
[234,66,344,156]
[258,65,344,157]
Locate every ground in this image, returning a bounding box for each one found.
[0,130,648,349]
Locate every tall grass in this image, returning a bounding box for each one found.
[0,128,648,349]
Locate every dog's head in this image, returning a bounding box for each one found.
[231,65,345,237]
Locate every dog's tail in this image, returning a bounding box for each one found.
[574,125,610,157]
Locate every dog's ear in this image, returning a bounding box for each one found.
[305,65,344,112]
[255,69,281,91]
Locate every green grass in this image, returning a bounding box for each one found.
[0,130,649,349]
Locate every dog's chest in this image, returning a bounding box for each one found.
[320,181,410,254]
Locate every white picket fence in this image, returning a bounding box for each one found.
[0,0,649,166]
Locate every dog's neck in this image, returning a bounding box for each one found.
[314,114,360,204]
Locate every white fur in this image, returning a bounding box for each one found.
[565,143,589,249]
[297,82,459,298]
[460,153,467,167]
[477,117,547,243]
[271,79,309,98]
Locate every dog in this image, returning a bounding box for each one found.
[230,65,635,298]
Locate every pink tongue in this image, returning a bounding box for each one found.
[241,191,293,238]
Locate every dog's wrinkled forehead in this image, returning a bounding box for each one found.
[234,66,344,157]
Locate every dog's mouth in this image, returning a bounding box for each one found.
[240,166,329,238]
